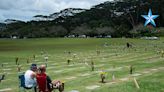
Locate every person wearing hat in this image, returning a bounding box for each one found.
[24,64,37,90]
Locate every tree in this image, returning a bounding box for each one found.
[71,24,92,36]
[95,27,115,37]
[48,26,68,37]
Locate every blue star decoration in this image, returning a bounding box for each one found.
[141,9,159,27]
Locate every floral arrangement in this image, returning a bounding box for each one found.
[100,71,107,83]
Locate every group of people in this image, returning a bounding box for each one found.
[24,64,63,92]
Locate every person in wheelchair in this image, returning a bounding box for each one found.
[36,65,64,92]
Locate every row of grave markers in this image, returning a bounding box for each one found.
[0,45,163,92]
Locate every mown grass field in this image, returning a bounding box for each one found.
[0,38,164,92]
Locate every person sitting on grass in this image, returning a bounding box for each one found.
[36,65,64,92]
[24,64,37,91]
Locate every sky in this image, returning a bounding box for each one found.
[0,0,111,22]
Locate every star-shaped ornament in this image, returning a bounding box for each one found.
[141,9,159,27]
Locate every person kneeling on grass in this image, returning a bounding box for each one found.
[36,65,64,92]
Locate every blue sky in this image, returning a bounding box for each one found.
[0,0,111,22]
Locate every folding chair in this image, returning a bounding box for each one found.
[18,73,37,92]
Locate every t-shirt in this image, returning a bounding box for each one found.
[36,73,52,92]
[36,73,47,91]
[24,70,36,88]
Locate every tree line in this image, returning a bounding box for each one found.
[0,0,164,38]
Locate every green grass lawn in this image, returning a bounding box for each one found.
[0,38,164,92]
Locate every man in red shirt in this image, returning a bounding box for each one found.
[36,65,51,92]
[36,65,64,92]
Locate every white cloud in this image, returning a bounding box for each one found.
[0,0,111,22]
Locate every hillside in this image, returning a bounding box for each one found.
[0,0,164,38]
[33,8,86,21]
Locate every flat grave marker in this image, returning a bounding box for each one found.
[0,88,12,92]
[86,85,100,90]
[65,76,77,80]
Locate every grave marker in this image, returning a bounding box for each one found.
[27,58,29,64]
[86,85,100,90]
[0,74,5,83]
[73,54,77,58]
[112,65,116,81]
[129,65,134,74]
[133,77,140,89]
[41,51,44,55]
[33,54,36,60]
[91,61,94,71]
[17,65,21,72]
[127,42,132,48]
[68,51,71,55]
[161,50,164,57]
[97,50,100,55]
[15,57,19,65]
[100,71,107,83]
[112,73,115,81]
[67,59,71,65]
[44,56,48,62]
[65,77,76,80]
[0,88,12,92]
[69,90,79,92]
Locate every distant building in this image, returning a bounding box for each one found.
[78,35,86,38]
[141,37,159,40]
[105,35,112,38]
[11,36,18,39]
[67,35,75,38]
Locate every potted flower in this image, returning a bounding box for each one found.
[100,71,107,83]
